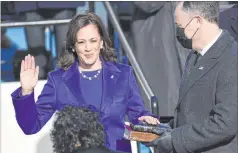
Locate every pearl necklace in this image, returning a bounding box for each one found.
[80,69,101,80]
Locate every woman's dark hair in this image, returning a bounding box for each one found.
[58,12,116,70]
[51,106,105,153]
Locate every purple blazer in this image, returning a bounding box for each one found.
[11,60,156,151]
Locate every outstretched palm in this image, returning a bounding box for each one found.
[20,54,39,95]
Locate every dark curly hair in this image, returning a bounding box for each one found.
[58,12,117,70]
[50,106,105,153]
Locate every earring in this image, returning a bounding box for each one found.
[72,48,75,52]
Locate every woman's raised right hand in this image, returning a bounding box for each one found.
[20,54,39,96]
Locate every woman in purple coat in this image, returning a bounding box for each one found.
[11,13,159,152]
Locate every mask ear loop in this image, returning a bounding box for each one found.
[184,17,196,29]
[191,27,199,39]
[185,17,200,39]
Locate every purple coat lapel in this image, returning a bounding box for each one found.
[62,61,86,105]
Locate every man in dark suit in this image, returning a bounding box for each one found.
[143,2,237,153]
[219,3,238,42]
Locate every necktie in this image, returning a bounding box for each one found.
[193,52,201,66]
[187,51,201,75]
[181,51,201,85]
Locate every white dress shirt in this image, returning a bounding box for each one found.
[200,30,223,56]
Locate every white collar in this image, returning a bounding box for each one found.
[200,30,223,56]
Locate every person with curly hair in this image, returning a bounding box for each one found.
[51,106,125,153]
[11,12,159,152]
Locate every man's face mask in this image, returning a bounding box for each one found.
[176,17,199,49]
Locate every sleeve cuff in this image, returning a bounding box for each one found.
[171,127,190,153]
[168,119,174,129]
[11,87,34,100]
[11,87,35,112]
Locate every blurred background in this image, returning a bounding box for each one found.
[1,1,237,153]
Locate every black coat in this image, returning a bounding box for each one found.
[170,30,237,153]
[131,2,189,116]
[219,4,238,42]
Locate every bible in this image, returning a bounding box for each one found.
[123,124,159,142]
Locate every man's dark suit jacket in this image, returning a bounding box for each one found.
[169,30,237,153]
[219,4,238,42]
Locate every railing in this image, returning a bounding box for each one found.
[103,2,159,115]
[0,19,71,27]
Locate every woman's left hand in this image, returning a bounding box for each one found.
[138,116,160,125]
